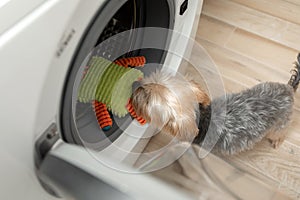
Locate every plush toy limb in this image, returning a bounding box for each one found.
[114,56,146,68]
[93,100,113,131]
[127,99,147,125]
[115,56,147,125]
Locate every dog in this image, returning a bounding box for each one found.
[131,53,300,155]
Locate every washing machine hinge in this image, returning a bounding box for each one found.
[35,123,60,168]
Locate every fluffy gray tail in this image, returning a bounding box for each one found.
[288,53,300,91]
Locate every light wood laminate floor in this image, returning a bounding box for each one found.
[139,0,300,198]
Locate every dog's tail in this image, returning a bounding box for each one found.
[288,53,300,92]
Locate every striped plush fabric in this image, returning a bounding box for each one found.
[78,56,143,117]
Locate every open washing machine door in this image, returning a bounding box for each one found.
[36,136,195,200]
[34,0,204,199]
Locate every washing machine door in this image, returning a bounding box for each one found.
[34,0,203,199]
[36,137,193,200]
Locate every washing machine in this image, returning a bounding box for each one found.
[0,0,203,199]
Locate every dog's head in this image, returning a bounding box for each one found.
[131,70,210,141]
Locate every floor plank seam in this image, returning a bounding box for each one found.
[223,26,237,48]
[231,0,300,26]
[223,40,295,75]
[197,37,292,80]
[202,9,300,52]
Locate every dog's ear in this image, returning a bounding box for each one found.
[188,79,210,106]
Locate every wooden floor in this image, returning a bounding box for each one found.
[139,0,300,199]
[198,0,300,198]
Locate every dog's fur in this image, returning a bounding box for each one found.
[132,54,300,155]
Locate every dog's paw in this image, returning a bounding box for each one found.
[269,138,284,149]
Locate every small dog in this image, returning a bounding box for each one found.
[132,53,300,155]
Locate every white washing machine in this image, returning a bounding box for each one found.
[0,0,203,199]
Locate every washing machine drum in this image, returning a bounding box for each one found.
[60,0,175,150]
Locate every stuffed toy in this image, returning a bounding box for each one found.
[78,56,146,131]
